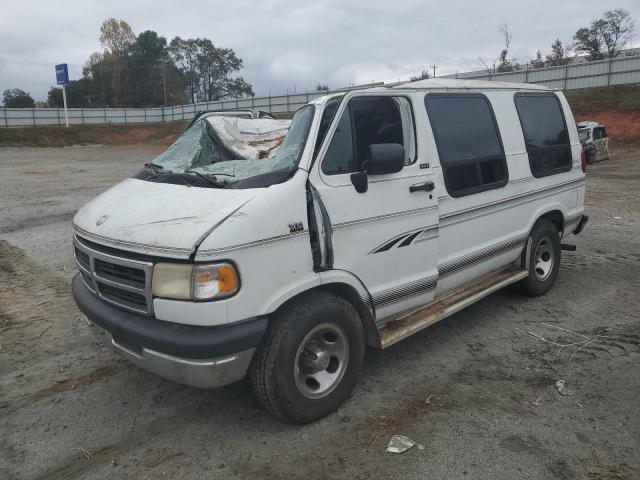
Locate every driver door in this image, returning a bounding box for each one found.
[309,92,439,322]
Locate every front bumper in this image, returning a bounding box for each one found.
[72,273,267,388]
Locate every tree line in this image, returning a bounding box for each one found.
[3,18,249,110]
[481,8,635,74]
[45,18,253,108]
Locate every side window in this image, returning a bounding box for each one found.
[322,107,355,174]
[514,93,572,178]
[424,94,507,197]
[321,96,415,175]
[313,96,343,159]
[601,127,608,138]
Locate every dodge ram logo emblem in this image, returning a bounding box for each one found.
[96,215,110,226]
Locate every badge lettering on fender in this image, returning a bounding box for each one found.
[288,222,304,233]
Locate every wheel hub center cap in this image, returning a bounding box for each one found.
[315,351,330,370]
[303,344,331,371]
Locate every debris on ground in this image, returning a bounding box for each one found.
[386,435,416,454]
[555,380,576,396]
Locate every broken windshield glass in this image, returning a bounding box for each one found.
[146,105,314,188]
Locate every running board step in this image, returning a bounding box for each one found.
[378,264,529,348]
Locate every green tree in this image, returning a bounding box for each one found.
[573,9,634,60]
[573,25,606,61]
[409,70,430,81]
[169,37,201,104]
[46,79,93,108]
[81,21,185,107]
[545,39,571,66]
[197,39,253,100]
[529,50,545,69]
[129,30,183,106]
[315,84,329,91]
[599,9,635,58]
[169,37,253,103]
[2,88,35,108]
[43,18,247,108]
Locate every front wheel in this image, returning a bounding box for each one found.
[516,219,561,297]
[249,291,365,423]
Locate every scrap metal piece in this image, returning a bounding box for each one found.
[386,435,416,454]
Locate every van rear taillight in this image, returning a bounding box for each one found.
[580,149,587,173]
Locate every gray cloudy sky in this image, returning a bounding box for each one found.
[1,0,638,101]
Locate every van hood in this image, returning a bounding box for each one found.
[73,178,255,258]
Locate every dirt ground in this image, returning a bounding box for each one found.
[1,145,639,480]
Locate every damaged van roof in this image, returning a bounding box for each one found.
[204,116,291,159]
[391,78,552,91]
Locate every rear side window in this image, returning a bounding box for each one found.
[514,93,572,177]
[425,94,507,197]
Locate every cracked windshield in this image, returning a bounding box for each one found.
[151,105,314,184]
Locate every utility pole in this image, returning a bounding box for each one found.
[431,64,438,78]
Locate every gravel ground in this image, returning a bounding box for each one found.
[0,145,638,480]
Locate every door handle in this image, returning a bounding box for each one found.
[409,181,434,193]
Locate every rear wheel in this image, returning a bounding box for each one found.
[250,291,365,423]
[516,219,561,297]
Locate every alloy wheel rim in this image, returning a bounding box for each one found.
[294,323,349,399]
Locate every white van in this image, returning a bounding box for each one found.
[72,79,588,423]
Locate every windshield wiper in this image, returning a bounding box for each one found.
[185,169,232,188]
[145,162,169,174]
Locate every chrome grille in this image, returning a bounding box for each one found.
[73,235,153,315]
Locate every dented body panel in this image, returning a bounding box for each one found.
[73,178,256,259]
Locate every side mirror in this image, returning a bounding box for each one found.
[349,143,405,193]
[350,171,368,193]
[366,143,405,175]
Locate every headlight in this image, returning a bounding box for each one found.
[152,262,239,300]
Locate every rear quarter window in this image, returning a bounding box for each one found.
[514,93,572,178]
[424,93,508,197]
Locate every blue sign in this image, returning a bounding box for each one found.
[55,63,69,85]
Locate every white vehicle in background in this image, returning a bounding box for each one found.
[577,120,610,164]
[71,79,588,423]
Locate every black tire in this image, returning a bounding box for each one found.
[249,290,365,423]
[516,219,561,297]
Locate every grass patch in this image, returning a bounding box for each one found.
[565,84,640,116]
[0,121,186,148]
